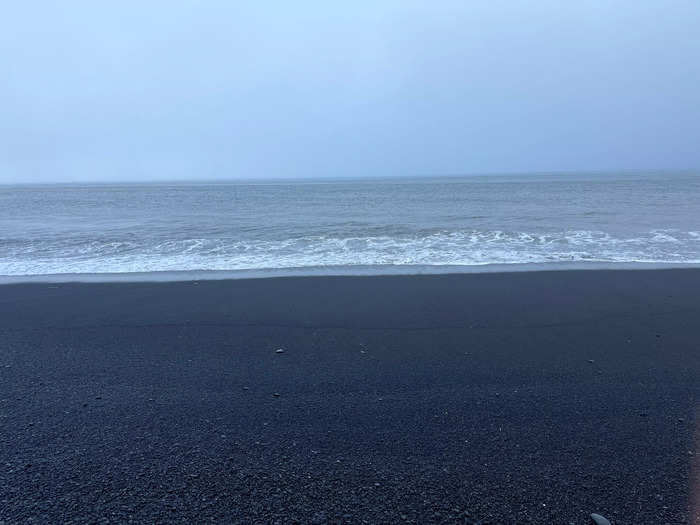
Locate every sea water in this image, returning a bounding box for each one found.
[1,172,699,280]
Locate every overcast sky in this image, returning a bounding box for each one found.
[1,1,699,183]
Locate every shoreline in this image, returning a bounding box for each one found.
[1,270,698,523]
[2,260,700,284]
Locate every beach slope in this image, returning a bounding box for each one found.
[0,270,698,523]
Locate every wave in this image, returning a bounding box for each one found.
[1,229,700,276]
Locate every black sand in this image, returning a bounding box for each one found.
[0,270,698,524]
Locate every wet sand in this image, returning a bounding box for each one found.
[1,270,698,524]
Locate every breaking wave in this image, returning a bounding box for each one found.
[2,229,699,276]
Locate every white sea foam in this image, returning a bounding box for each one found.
[2,229,700,276]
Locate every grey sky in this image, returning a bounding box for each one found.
[1,1,699,183]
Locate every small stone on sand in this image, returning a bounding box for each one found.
[590,513,611,525]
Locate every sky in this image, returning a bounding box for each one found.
[1,1,699,183]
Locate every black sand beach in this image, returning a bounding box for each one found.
[1,270,698,524]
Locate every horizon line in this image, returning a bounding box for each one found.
[1,168,698,187]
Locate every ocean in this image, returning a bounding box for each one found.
[2,172,699,280]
